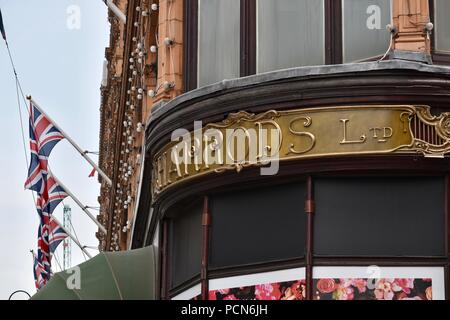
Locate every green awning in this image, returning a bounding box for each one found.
[32,246,156,300]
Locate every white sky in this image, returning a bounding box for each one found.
[0,0,109,299]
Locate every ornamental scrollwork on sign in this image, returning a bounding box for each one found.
[208,110,281,174]
[409,106,450,157]
[207,110,280,129]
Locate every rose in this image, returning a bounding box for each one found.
[317,278,336,294]
[255,283,282,300]
[208,291,218,300]
[333,286,354,300]
[426,286,432,300]
[374,279,394,300]
[393,278,414,294]
[282,287,295,300]
[290,281,305,300]
[218,288,230,295]
[352,279,367,294]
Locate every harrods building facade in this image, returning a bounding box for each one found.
[98,0,450,300]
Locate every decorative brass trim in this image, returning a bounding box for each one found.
[151,105,450,198]
[406,106,450,157]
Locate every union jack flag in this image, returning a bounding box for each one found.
[24,101,64,196]
[37,222,51,280]
[33,251,50,290]
[45,174,68,215]
[48,218,69,254]
[35,173,68,224]
[38,217,68,255]
[35,217,68,287]
[34,173,68,284]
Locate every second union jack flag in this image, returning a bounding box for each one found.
[48,217,69,254]
[35,173,69,287]
[33,252,48,290]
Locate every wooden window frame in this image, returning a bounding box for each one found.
[184,0,450,93]
[429,0,450,66]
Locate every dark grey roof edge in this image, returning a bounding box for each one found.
[149,60,450,125]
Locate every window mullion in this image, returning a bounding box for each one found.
[240,0,256,77]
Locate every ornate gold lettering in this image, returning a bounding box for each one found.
[288,116,315,155]
[204,129,224,169]
[151,106,445,198]
[340,119,366,144]
[226,127,254,165]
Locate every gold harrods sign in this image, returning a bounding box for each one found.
[152,105,450,197]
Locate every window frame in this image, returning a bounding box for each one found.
[184,0,450,93]
[429,0,450,65]
[160,173,450,300]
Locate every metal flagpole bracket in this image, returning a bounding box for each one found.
[104,0,126,24]
[49,170,108,235]
[52,216,92,258]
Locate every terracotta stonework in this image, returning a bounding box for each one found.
[392,0,431,53]
[98,0,184,251]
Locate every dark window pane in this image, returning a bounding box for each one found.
[314,177,445,257]
[170,200,202,288]
[210,182,306,268]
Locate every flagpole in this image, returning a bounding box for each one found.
[26,96,112,187]
[49,171,108,234]
[51,216,92,259]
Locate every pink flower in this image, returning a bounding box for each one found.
[426,286,432,300]
[339,278,353,288]
[290,281,306,300]
[223,294,238,300]
[208,291,218,300]
[218,288,230,295]
[352,279,367,294]
[255,283,282,300]
[332,281,354,300]
[392,278,414,294]
[374,279,395,300]
[317,279,336,294]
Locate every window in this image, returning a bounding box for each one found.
[435,0,450,52]
[185,0,450,91]
[198,0,240,87]
[169,200,202,288]
[162,175,448,299]
[343,0,392,62]
[314,176,445,257]
[257,0,325,73]
[209,182,306,268]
